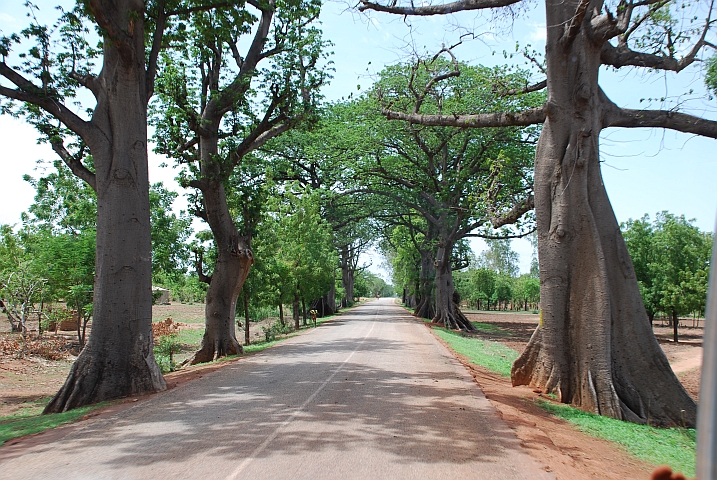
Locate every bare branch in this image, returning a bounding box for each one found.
[358,0,523,16]
[45,136,97,191]
[489,194,534,228]
[601,2,713,71]
[214,0,275,115]
[561,0,591,47]
[69,71,100,98]
[600,42,698,71]
[381,106,546,128]
[617,0,669,42]
[193,249,212,285]
[236,122,292,158]
[495,79,546,96]
[415,48,460,113]
[0,70,94,141]
[178,137,199,153]
[603,105,717,138]
[146,0,167,101]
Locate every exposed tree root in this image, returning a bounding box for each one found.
[413,297,435,320]
[433,304,476,332]
[187,335,243,365]
[44,342,166,413]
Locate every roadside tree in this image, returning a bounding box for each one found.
[359,0,717,426]
[0,0,200,411]
[151,1,328,363]
[353,59,539,330]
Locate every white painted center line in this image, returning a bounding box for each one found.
[225,319,377,480]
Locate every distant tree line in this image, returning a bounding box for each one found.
[622,212,713,342]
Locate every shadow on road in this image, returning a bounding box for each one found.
[2,300,526,475]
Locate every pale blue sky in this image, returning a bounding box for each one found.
[1,0,716,276]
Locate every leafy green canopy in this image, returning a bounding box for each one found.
[346,59,542,244]
[255,185,338,307]
[622,212,713,318]
[150,0,330,185]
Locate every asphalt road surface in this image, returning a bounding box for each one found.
[0,298,553,479]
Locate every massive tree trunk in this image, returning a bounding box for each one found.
[188,178,252,364]
[511,0,696,427]
[432,238,475,331]
[340,246,355,307]
[45,1,166,411]
[413,249,436,319]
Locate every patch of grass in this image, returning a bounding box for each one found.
[462,309,538,316]
[433,328,518,377]
[0,402,108,446]
[177,327,204,346]
[471,322,512,335]
[536,400,695,477]
[3,397,52,419]
[244,335,296,353]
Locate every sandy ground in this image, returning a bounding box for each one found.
[0,303,319,417]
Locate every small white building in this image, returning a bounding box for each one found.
[152,286,170,305]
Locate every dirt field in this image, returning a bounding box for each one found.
[0,303,305,417]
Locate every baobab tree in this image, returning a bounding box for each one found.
[0,0,187,412]
[360,0,717,426]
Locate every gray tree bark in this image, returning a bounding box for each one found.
[511,0,696,427]
[340,245,357,307]
[413,248,436,320]
[432,237,475,331]
[188,178,251,364]
[44,0,165,412]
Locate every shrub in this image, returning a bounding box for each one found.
[154,334,182,373]
[261,320,293,342]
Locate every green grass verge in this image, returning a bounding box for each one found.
[244,336,296,353]
[462,309,539,316]
[0,402,108,447]
[432,328,518,377]
[177,327,204,347]
[471,322,512,335]
[433,325,695,475]
[536,400,696,477]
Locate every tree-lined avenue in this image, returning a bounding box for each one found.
[0,299,551,479]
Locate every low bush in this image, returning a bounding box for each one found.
[261,320,293,342]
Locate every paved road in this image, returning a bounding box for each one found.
[0,299,552,479]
